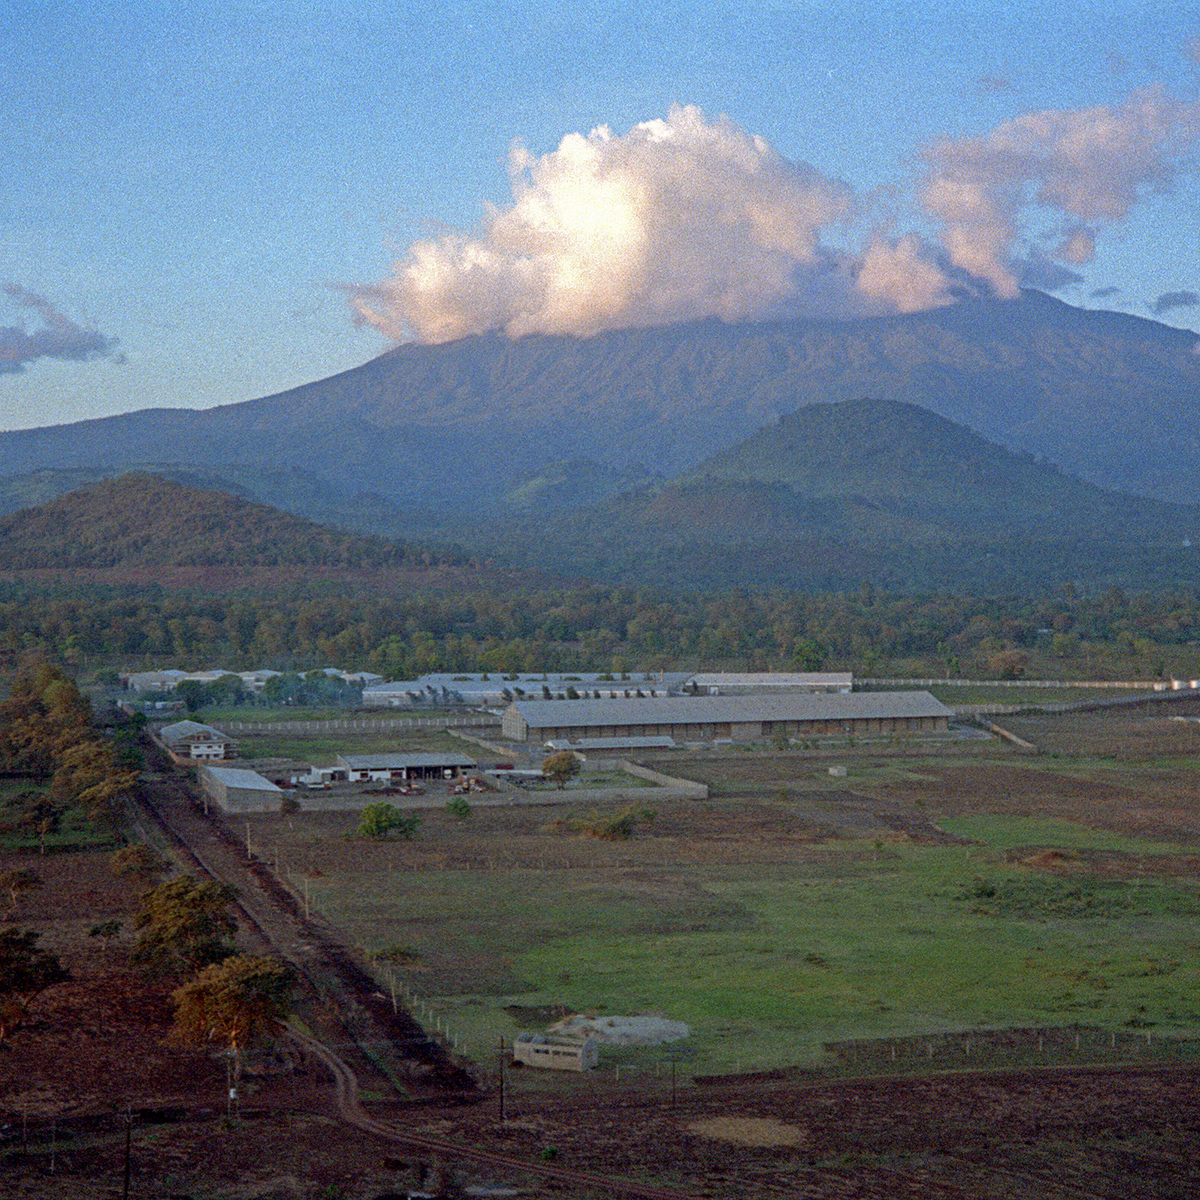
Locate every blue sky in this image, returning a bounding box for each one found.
[3,1,1199,431]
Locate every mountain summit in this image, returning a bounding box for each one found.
[1,292,1198,511]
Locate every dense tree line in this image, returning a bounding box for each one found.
[0,581,1197,680]
[0,660,140,836]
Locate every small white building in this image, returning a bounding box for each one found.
[158,719,236,761]
[512,1032,600,1071]
[335,751,477,782]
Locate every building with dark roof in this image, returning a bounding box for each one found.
[501,691,952,744]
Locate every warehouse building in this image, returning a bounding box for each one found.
[685,671,853,694]
[501,691,952,744]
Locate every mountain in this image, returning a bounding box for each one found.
[0,474,483,589]
[665,398,1200,543]
[1,291,1199,515]
[466,398,1200,593]
[0,463,410,536]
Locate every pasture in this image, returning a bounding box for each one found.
[233,703,1200,1079]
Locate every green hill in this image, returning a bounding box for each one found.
[462,399,1200,593]
[0,473,457,573]
[668,398,1200,543]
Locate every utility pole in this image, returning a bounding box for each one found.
[122,1107,132,1200]
[498,1036,506,1123]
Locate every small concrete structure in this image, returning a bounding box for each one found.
[199,765,284,813]
[512,1032,600,1071]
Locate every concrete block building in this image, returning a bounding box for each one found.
[198,765,283,813]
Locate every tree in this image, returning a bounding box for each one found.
[111,841,170,887]
[51,737,138,834]
[987,648,1030,680]
[541,751,581,790]
[358,803,421,840]
[0,927,70,1042]
[133,875,239,976]
[169,953,294,1085]
[793,636,828,672]
[7,791,65,855]
[0,869,42,917]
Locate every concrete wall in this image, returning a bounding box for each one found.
[617,760,709,798]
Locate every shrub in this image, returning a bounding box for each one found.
[358,803,421,840]
[572,805,640,840]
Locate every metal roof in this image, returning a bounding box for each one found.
[200,766,281,792]
[336,751,477,769]
[508,690,952,729]
[159,719,229,742]
[687,671,854,689]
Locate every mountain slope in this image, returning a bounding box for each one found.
[671,398,1200,542]
[0,473,457,574]
[463,398,1200,593]
[0,291,1198,512]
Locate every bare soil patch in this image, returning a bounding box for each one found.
[686,1115,807,1147]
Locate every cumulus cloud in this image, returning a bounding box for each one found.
[354,93,1200,343]
[920,88,1200,299]
[1,285,117,374]
[1151,290,1200,314]
[351,105,927,343]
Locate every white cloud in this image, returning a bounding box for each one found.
[351,105,873,342]
[920,88,1200,298]
[354,92,1200,342]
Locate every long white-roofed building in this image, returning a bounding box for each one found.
[501,691,952,744]
[685,671,853,694]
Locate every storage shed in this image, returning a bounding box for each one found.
[334,751,477,783]
[512,1032,600,1071]
[198,765,283,813]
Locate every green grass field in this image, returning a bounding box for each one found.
[234,704,1200,1078]
[298,809,1200,1075]
[234,728,469,762]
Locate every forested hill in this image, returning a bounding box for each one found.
[0,473,464,576]
[668,398,1200,542]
